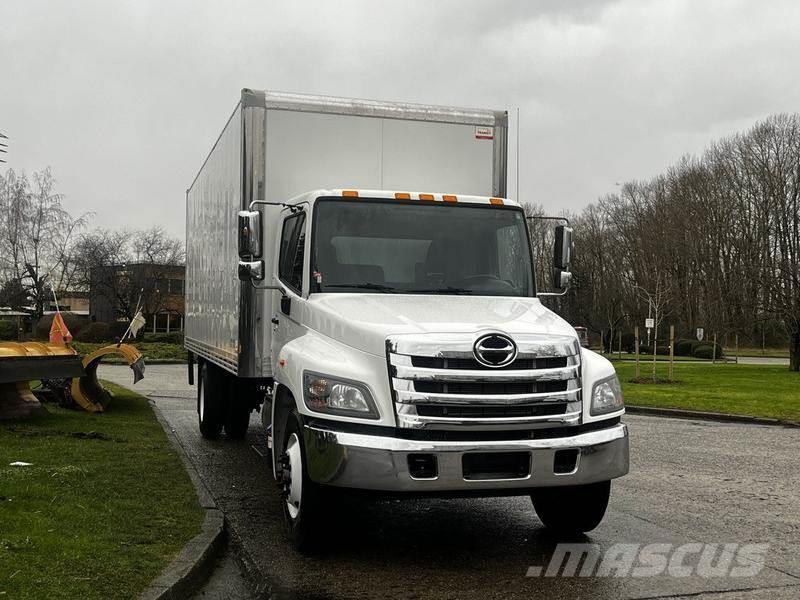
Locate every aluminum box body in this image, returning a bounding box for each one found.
[186,89,508,377]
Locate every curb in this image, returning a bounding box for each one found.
[626,405,800,428]
[139,400,226,599]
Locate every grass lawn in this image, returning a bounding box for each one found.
[0,384,203,599]
[616,362,800,422]
[72,341,187,363]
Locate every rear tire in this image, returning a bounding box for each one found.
[280,410,322,551]
[198,362,224,439]
[531,480,611,534]
[224,398,251,439]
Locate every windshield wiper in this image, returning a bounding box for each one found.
[407,286,473,295]
[324,283,396,293]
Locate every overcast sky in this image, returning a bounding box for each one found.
[2,0,800,240]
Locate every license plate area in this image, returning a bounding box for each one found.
[462,452,531,480]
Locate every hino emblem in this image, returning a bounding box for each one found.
[473,333,518,368]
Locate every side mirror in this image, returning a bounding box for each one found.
[553,225,573,269]
[238,260,264,281]
[238,210,262,258]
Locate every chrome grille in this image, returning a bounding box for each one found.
[387,333,582,430]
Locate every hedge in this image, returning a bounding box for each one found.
[143,332,184,344]
[35,313,88,339]
[0,320,18,340]
[75,322,111,343]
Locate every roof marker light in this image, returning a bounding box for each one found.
[419,193,435,201]
[489,197,504,205]
[442,195,458,203]
[394,192,411,200]
[342,190,359,197]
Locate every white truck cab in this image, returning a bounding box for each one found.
[186,91,628,549]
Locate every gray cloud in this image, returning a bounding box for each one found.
[2,0,799,238]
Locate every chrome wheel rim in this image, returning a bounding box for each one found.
[285,433,302,519]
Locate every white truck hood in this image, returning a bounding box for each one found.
[305,294,579,356]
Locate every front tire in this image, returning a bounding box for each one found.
[198,363,224,439]
[279,410,322,551]
[531,480,611,534]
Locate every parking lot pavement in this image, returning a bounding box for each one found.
[736,356,790,366]
[100,364,800,600]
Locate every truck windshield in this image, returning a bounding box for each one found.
[311,198,534,296]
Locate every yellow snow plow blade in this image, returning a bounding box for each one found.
[0,342,83,420]
[70,344,145,413]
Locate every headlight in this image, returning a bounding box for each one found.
[302,372,379,419]
[590,374,624,416]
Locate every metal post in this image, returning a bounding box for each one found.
[166,314,170,333]
[669,325,675,381]
[712,332,717,364]
[152,314,156,333]
[652,320,658,381]
[735,333,739,364]
[635,326,640,379]
[618,329,622,360]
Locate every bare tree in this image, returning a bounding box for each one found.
[0,167,88,318]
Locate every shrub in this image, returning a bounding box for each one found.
[35,313,89,339]
[692,343,725,359]
[656,345,671,356]
[143,332,184,344]
[0,320,18,340]
[621,333,636,353]
[674,339,695,356]
[639,345,652,355]
[109,320,132,340]
[76,322,111,343]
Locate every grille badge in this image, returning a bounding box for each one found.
[473,333,518,368]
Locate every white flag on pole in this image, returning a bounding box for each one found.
[129,311,146,338]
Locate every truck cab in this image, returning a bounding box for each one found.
[186,91,628,550]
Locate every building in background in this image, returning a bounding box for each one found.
[89,263,185,333]
[46,290,90,315]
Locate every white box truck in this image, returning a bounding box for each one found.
[186,89,629,548]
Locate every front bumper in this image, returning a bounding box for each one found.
[303,422,629,492]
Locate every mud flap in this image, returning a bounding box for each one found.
[70,344,146,413]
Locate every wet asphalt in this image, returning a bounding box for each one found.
[99,364,800,600]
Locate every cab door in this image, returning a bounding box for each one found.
[271,208,308,375]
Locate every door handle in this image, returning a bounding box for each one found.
[271,317,279,325]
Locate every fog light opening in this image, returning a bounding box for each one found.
[408,453,438,479]
[553,448,580,474]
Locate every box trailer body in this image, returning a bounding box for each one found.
[186,90,508,378]
[185,89,628,549]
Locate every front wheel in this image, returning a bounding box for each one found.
[531,480,611,534]
[279,410,322,551]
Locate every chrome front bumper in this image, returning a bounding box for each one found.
[303,422,629,492]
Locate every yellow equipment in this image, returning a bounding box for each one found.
[0,341,145,418]
[70,344,145,412]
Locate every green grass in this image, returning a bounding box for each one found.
[72,341,187,363]
[616,362,800,422]
[0,384,203,599]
